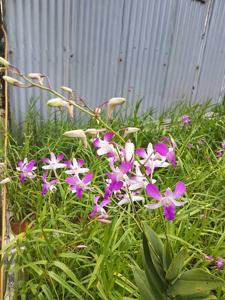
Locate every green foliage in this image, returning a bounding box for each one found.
[133,225,224,300]
[2,99,225,298]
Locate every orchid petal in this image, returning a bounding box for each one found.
[120,161,133,174]
[82,172,93,184]
[167,151,176,168]
[164,204,175,221]
[174,181,186,198]
[144,203,162,209]
[26,160,36,172]
[57,154,64,161]
[104,132,114,141]
[135,147,147,158]
[155,143,169,156]
[146,184,162,200]
[66,176,78,185]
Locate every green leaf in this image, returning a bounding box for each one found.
[88,254,104,289]
[176,294,217,300]
[132,266,156,300]
[143,224,163,261]
[41,284,54,300]
[169,269,224,297]
[52,261,89,295]
[48,271,83,299]
[142,234,167,299]
[166,249,188,281]
[163,239,173,271]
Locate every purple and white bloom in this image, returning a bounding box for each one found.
[222,140,225,149]
[215,257,224,269]
[154,143,177,168]
[181,115,190,126]
[42,152,66,171]
[145,181,186,221]
[93,132,118,158]
[65,158,89,175]
[217,149,223,157]
[136,143,169,175]
[41,172,58,196]
[66,172,93,198]
[16,158,37,183]
[117,191,144,206]
[187,143,193,149]
[90,196,109,217]
[128,163,155,191]
[204,255,214,262]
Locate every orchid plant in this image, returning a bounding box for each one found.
[1,57,224,299]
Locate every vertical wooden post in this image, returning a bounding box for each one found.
[0,0,8,298]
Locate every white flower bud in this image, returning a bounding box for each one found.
[63,130,87,148]
[47,98,67,107]
[123,127,140,137]
[61,86,73,94]
[85,128,106,136]
[47,98,74,117]
[0,57,10,67]
[3,76,24,87]
[27,73,44,85]
[0,177,11,184]
[107,97,125,119]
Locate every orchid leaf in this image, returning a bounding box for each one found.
[166,248,188,281]
[132,266,157,300]
[143,224,163,261]
[142,234,167,299]
[163,239,173,271]
[169,269,224,297]
[175,294,217,300]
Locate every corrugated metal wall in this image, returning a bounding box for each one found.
[4,0,225,124]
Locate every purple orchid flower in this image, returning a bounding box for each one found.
[181,115,190,125]
[117,191,144,206]
[41,172,58,196]
[65,158,89,175]
[222,140,225,149]
[154,143,177,168]
[93,132,118,158]
[145,181,186,221]
[16,158,37,183]
[128,162,155,191]
[136,143,169,175]
[41,152,66,171]
[215,257,224,269]
[66,172,93,198]
[105,160,133,196]
[90,195,111,223]
[187,143,193,149]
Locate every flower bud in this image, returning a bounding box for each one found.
[61,86,73,94]
[107,97,125,119]
[0,177,11,184]
[27,73,44,85]
[47,98,67,107]
[0,57,10,67]
[63,130,87,148]
[85,128,106,136]
[3,75,24,87]
[47,98,74,117]
[123,127,139,137]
